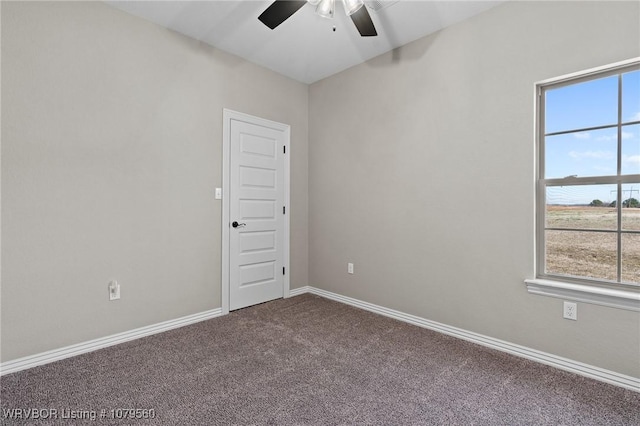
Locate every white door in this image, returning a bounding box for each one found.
[226,112,288,311]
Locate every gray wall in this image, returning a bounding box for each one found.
[309,1,640,377]
[1,1,309,362]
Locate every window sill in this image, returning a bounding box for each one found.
[524,279,640,312]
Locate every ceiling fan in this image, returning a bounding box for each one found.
[258,0,377,37]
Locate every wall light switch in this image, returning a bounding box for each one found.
[108,280,120,301]
[348,263,354,274]
[215,188,222,200]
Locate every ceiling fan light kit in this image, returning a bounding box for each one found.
[258,0,377,37]
[308,0,363,17]
[315,0,335,19]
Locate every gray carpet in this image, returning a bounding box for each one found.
[1,294,639,425]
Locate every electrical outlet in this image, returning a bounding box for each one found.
[563,301,577,320]
[347,263,354,274]
[108,280,120,301]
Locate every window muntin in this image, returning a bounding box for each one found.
[538,63,640,287]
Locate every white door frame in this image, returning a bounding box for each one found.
[221,109,290,315]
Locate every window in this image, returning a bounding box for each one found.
[537,60,640,290]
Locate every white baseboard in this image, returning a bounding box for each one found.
[299,286,640,393]
[0,308,223,376]
[288,286,310,297]
[3,287,638,393]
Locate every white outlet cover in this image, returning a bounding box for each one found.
[563,301,577,320]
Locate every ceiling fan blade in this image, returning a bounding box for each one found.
[350,5,377,37]
[258,1,307,30]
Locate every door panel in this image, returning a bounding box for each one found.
[239,199,276,219]
[240,231,276,253]
[229,119,285,310]
[239,261,276,287]
[240,166,276,188]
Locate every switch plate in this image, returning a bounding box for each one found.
[109,280,120,301]
[348,263,354,274]
[215,188,222,200]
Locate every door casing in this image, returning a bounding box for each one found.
[221,109,290,314]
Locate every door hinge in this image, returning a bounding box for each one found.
[283,267,285,275]
[283,206,286,214]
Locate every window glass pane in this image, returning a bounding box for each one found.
[621,124,640,175]
[545,230,617,281]
[545,128,617,178]
[546,203,617,230]
[621,233,640,284]
[621,182,640,208]
[622,70,640,124]
[546,185,617,230]
[622,182,640,230]
[545,76,618,134]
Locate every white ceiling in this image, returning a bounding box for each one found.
[106,0,505,84]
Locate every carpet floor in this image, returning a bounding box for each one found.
[1,294,639,425]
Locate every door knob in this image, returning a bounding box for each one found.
[232,221,246,228]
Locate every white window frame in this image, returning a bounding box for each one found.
[525,58,640,311]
